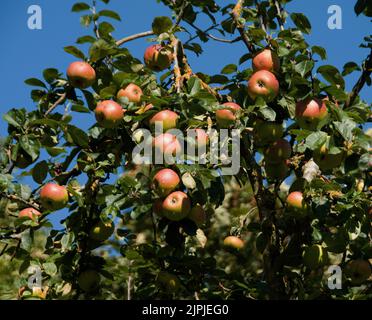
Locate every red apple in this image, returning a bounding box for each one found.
[153,133,182,158]
[117,83,143,104]
[188,204,206,227]
[161,191,191,221]
[95,100,124,128]
[149,110,179,132]
[223,236,245,249]
[67,61,96,89]
[286,191,306,210]
[248,70,279,102]
[216,102,241,128]
[152,168,180,197]
[144,44,173,72]
[19,208,41,220]
[40,183,69,211]
[264,139,291,163]
[295,98,328,130]
[252,49,280,72]
[265,160,289,180]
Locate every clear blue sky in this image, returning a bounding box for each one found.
[0,0,371,227]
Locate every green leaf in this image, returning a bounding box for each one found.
[187,77,202,96]
[98,21,115,37]
[46,147,66,157]
[20,136,40,161]
[152,16,172,35]
[99,85,117,99]
[24,78,47,88]
[305,131,328,150]
[98,9,121,21]
[334,119,356,142]
[80,14,92,27]
[32,161,48,184]
[290,13,311,34]
[71,2,90,12]
[71,104,90,113]
[43,262,57,276]
[317,65,345,89]
[259,107,276,121]
[221,64,237,74]
[89,39,115,62]
[64,46,85,59]
[354,0,367,16]
[342,62,361,76]
[294,60,314,77]
[43,68,59,84]
[311,46,327,60]
[67,125,89,148]
[76,35,96,44]
[21,229,32,252]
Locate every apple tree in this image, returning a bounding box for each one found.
[0,0,371,300]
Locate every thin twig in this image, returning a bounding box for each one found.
[0,192,40,210]
[173,38,182,93]
[231,0,255,53]
[0,243,8,257]
[45,93,67,117]
[116,31,155,47]
[274,0,285,31]
[345,48,372,108]
[186,21,241,43]
[92,0,100,39]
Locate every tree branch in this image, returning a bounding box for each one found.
[186,21,241,43]
[231,0,256,53]
[274,0,285,31]
[345,48,372,108]
[0,192,40,210]
[115,31,155,47]
[45,93,67,117]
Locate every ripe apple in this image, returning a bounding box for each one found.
[40,183,69,211]
[345,260,371,285]
[313,144,344,171]
[156,271,181,293]
[295,98,328,130]
[144,44,173,72]
[286,191,306,211]
[152,168,180,197]
[161,191,191,221]
[188,204,206,227]
[252,49,280,72]
[247,70,279,102]
[149,110,179,132]
[223,236,245,249]
[265,160,289,180]
[302,244,328,269]
[66,61,96,89]
[19,208,41,220]
[253,120,283,146]
[264,139,291,163]
[215,102,241,128]
[95,100,124,128]
[78,270,100,292]
[117,83,143,104]
[153,133,182,158]
[89,221,114,242]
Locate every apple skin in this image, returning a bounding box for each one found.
[345,260,371,285]
[152,168,180,197]
[19,208,41,220]
[161,191,191,221]
[253,120,283,146]
[117,83,143,104]
[264,139,291,163]
[153,133,182,158]
[247,70,279,102]
[295,98,328,130]
[313,144,344,171]
[265,160,289,180]
[286,191,306,211]
[89,221,114,242]
[252,49,280,72]
[216,102,241,128]
[78,270,100,292]
[157,271,181,293]
[95,100,124,129]
[223,236,245,249]
[40,183,69,211]
[144,44,173,72]
[67,61,96,89]
[188,204,206,227]
[302,244,328,269]
[149,110,179,132]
